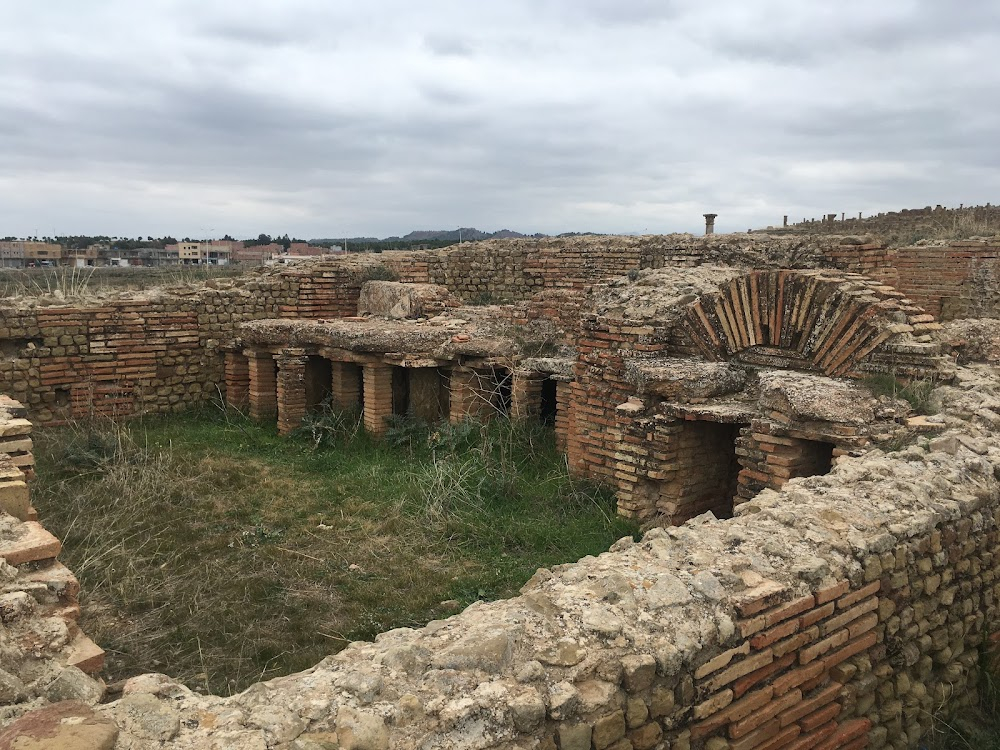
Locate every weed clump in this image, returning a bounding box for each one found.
[862,372,939,415]
[293,401,364,449]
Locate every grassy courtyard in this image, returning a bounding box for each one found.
[31,408,635,695]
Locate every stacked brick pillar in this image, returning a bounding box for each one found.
[554,380,570,451]
[224,351,250,408]
[363,364,394,435]
[331,361,362,411]
[449,367,491,423]
[511,372,545,420]
[247,351,277,421]
[276,350,308,435]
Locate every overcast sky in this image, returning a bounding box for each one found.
[2,1,998,239]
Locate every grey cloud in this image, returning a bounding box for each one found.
[551,0,683,26]
[424,34,475,58]
[1,1,998,238]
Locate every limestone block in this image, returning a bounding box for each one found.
[0,701,118,750]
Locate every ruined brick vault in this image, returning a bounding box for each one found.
[0,233,998,749]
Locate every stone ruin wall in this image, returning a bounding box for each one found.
[0,234,994,427]
[0,396,108,725]
[822,241,1000,321]
[0,259,383,424]
[2,381,999,749]
[1,234,999,747]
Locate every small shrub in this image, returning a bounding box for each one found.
[292,401,363,449]
[468,291,496,305]
[862,372,939,415]
[384,414,431,451]
[426,419,479,454]
[59,422,127,469]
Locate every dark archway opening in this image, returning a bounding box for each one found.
[540,378,558,426]
[304,356,332,413]
[493,368,513,416]
[656,419,746,524]
[794,439,835,478]
[407,368,449,422]
[391,367,410,416]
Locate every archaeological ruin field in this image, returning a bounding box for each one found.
[0,223,999,749]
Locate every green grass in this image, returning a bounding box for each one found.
[31,409,635,694]
[861,372,939,415]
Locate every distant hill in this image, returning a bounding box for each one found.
[393,228,540,242]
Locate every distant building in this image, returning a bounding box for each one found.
[14,241,65,267]
[233,243,280,265]
[169,241,234,266]
[107,246,180,267]
[287,242,343,258]
[0,241,68,268]
[66,246,101,267]
[0,241,27,268]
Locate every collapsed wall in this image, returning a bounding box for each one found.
[0,396,107,730]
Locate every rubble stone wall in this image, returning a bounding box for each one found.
[0,260,389,423]
[0,396,107,729]
[62,395,1000,749]
[0,236,992,426]
[382,237,902,305]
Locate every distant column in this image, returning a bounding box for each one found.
[703,214,718,235]
[363,363,394,435]
[246,350,278,421]
[276,349,308,435]
[783,215,788,227]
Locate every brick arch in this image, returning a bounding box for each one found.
[681,270,943,377]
